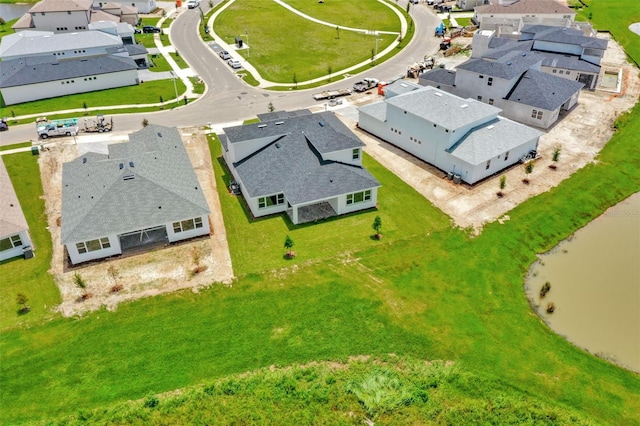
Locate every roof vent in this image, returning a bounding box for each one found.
[275,142,281,148]
[258,124,267,128]
[157,132,163,137]
[123,174,135,181]
[82,157,87,164]
[318,121,325,127]
[521,52,527,56]
[461,104,468,109]
[129,161,134,168]
[275,121,284,125]
[435,92,443,97]
[119,163,124,169]
[506,61,512,65]
[400,83,407,87]
[487,125,495,130]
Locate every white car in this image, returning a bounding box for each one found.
[227,59,242,69]
[186,0,200,9]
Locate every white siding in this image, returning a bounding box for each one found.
[1,69,138,105]
[227,136,281,163]
[336,188,378,216]
[322,148,362,166]
[66,234,121,265]
[501,101,557,129]
[31,11,91,33]
[166,216,210,243]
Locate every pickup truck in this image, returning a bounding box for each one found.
[353,78,379,93]
[36,118,79,139]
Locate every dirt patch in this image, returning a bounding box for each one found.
[39,129,233,317]
[342,34,639,232]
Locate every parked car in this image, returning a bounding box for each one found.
[134,28,142,34]
[186,0,200,8]
[142,26,161,33]
[227,59,242,69]
[0,118,8,131]
[219,50,231,60]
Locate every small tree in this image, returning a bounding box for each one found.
[16,293,29,313]
[550,145,561,169]
[497,174,507,197]
[523,160,534,184]
[142,118,149,127]
[293,73,298,89]
[284,235,295,259]
[327,64,333,81]
[159,95,164,107]
[268,102,275,112]
[336,26,340,39]
[406,2,411,13]
[372,216,382,239]
[82,101,88,114]
[73,272,89,299]
[107,265,122,293]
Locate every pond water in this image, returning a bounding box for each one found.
[525,193,640,374]
[0,4,31,21]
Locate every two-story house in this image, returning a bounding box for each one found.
[474,0,575,33]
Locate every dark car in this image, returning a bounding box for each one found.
[0,119,8,131]
[142,26,161,33]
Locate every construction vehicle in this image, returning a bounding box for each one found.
[36,118,79,139]
[313,88,352,101]
[82,115,113,133]
[353,77,379,93]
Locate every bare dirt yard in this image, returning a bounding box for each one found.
[39,128,233,317]
[341,34,639,232]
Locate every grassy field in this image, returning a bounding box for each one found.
[0,142,31,152]
[0,18,18,41]
[214,0,400,82]
[0,0,639,423]
[1,80,187,117]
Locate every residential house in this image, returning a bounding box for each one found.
[419,49,584,129]
[0,55,138,105]
[94,0,156,14]
[12,0,139,33]
[456,0,489,12]
[0,160,32,262]
[474,0,575,33]
[61,125,211,265]
[358,83,543,185]
[221,110,381,225]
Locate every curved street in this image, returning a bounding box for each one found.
[1,1,442,144]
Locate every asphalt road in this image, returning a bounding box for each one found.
[0,1,442,145]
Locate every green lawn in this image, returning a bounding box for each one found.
[2,80,187,116]
[214,0,400,82]
[0,18,18,42]
[0,154,60,331]
[0,142,31,152]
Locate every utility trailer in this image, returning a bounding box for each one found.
[82,115,113,133]
[313,88,352,101]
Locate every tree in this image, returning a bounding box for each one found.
[16,293,29,313]
[293,73,298,89]
[406,1,411,13]
[268,102,275,112]
[550,145,561,169]
[284,235,295,258]
[82,101,87,114]
[159,95,164,106]
[142,118,149,127]
[497,174,506,197]
[73,272,89,299]
[327,65,333,81]
[523,160,534,184]
[372,216,382,239]
[336,26,340,39]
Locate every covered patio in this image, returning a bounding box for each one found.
[287,202,337,224]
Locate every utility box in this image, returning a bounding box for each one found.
[31,146,39,156]
[235,36,243,48]
[23,246,34,259]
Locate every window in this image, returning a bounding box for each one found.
[0,235,23,251]
[566,71,570,75]
[531,109,543,119]
[258,193,285,209]
[488,98,494,105]
[352,148,360,160]
[346,190,372,205]
[479,75,484,79]
[504,151,509,161]
[487,77,493,86]
[477,96,482,101]
[486,160,491,170]
[76,237,110,254]
[559,70,564,75]
[172,217,204,233]
[552,69,557,73]
[67,11,72,14]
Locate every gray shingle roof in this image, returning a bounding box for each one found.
[61,125,210,244]
[29,0,93,12]
[521,25,608,50]
[418,68,457,87]
[0,30,123,59]
[358,102,388,122]
[227,113,379,206]
[0,159,29,238]
[483,39,534,59]
[506,69,584,110]
[256,109,312,122]
[382,86,501,130]
[457,50,543,80]
[0,55,137,88]
[540,52,601,73]
[476,0,574,15]
[447,117,543,164]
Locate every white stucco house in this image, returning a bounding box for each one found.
[358,83,543,185]
[221,110,381,225]
[474,0,576,33]
[0,160,33,262]
[419,48,584,129]
[456,0,489,12]
[62,125,211,265]
[0,55,138,105]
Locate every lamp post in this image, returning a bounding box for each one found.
[169,71,178,104]
[245,29,250,58]
[374,34,382,65]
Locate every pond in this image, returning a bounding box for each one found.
[525,192,640,373]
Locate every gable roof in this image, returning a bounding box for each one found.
[61,125,210,244]
[0,159,29,239]
[447,117,543,164]
[11,13,34,30]
[0,30,122,59]
[506,69,584,110]
[226,112,379,205]
[457,50,543,80]
[520,25,608,50]
[29,0,93,13]
[476,0,574,15]
[383,86,501,130]
[0,55,136,88]
[90,10,120,23]
[418,68,457,87]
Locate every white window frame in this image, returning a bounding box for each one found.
[258,193,285,209]
[346,189,372,205]
[76,237,111,254]
[173,217,204,233]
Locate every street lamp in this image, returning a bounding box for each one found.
[245,29,250,58]
[169,71,178,105]
[374,34,382,65]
